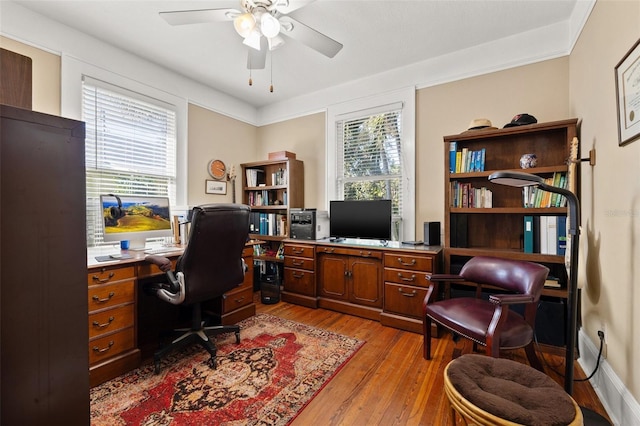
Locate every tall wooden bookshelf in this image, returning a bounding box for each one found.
[241,157,304,263]
[442,119,579,348]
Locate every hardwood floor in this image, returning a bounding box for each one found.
[256,296,611,425]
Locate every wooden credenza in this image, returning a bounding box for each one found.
[283,239,442,333]
[87,245,256,387]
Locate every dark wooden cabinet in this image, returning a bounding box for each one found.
[283,242,317,307]
[1,104,89,424]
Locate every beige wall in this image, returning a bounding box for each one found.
[570,0,640,399]
[187,104,257,206]
[0,36,60,115]
[416,58,571,233]
[257,113,326,209]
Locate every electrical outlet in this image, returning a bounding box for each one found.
[599,325,607,359]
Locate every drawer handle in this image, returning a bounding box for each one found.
[397,257,416,266]
[359,250,372,257]
[398,273,416,283]
[292,272,305,279]
[292,260,304,266]
[92,341,114,353]
[398,288,417,297]
[92,317,115,329]
[92,292,115,303]
[292,248,304,254]
[322,247,335,253]
[92,272,115,283]
[234,296,245,303]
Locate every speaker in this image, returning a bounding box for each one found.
[423,221,441,246]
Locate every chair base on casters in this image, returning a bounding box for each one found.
[153,303,241,374]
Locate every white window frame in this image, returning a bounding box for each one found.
[327,87,416,241]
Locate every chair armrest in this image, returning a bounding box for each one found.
[489,293,534,305]
[145,255,180,293]
[425,273,464,282]
[145,254,173,272]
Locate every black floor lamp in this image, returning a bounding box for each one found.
[488,170,579,393]
[488,170,610,425]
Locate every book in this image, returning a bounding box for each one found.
[524,216,534,253]
[546,215,558,254]
[449,141,457,173]
[557,216,567,255]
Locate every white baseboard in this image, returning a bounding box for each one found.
[578,329,640,425]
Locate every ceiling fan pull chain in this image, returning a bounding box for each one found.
[270,50,274,92]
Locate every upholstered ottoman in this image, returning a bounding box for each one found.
[444,354,583,426]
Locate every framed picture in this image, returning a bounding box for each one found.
[205,180,227,195]
[615,38,640,146]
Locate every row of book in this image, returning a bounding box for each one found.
[449,142,486,173]
[247,190,287,207]
[450,181,493,208]
[249,212,287,237]
[524,215,567,255]
[523,172,568,208]
[245,168,265,187]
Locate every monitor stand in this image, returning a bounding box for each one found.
[126,236,148,251]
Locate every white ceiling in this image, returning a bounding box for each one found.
[7,0,587,110]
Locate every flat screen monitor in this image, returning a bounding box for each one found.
[329,199,392,241]
[100,194,173,250]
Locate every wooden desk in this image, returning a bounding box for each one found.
[87,244,256,387]
[282,239,443,333]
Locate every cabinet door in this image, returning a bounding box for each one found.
[318,254,348,300]
[350,257,382,308]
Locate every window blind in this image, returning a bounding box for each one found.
[82,77,177,247]
[336,105,404,238]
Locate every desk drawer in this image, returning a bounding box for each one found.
[284,256,314,270]
[284,244,315,258]
[88,280,135,312]
[317,246,383,259]
[88,304,135,339]
[384,253,434,272]
[384,283,428,318]
[222,286,253,314]
[283,268,315,296]
[87,266,135,286]
[89,327,135,365]
[384,268,431,288]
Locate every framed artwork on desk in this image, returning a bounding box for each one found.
[205,180,227,195]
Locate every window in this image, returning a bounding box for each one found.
[328,88,415,241]
[83,77,177,247]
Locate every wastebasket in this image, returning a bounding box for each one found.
[260,262,280,305]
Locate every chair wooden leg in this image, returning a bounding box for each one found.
[525,342,544,371]
[424,316,432,360]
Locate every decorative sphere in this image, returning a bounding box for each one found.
[520,153,538,169]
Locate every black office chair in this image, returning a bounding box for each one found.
[145,203,250,373]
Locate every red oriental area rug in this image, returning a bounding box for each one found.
[90,313,364,425]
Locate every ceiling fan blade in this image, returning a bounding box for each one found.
[279,16,342,58]
[247,39,268,69]
[159,8,235,26]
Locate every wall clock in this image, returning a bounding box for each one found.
[208,159,227,180]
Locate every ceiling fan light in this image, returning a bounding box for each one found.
[260,13,281,38]
[243,30,262,50]
[268,35,285,51]
[233,13,256,38]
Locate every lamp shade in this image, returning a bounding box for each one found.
[243,30,262,50]
[260,13,281,38]
[233,13,256,38]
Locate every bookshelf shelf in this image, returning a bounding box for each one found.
[443,119,579,349]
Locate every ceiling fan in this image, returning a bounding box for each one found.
[159,0,343,70]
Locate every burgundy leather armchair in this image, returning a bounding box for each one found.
[422,256,549,370]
